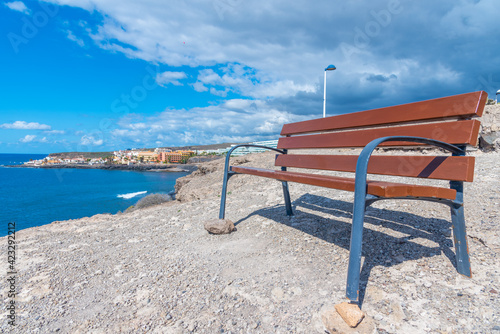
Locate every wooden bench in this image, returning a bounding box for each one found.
[218,91,487,305]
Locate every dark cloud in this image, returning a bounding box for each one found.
[366,74,397,83]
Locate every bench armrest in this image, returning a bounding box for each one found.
[219,144,286,219]
[353,136,465,205]
[223,144,286,176]
[225,144,286,157]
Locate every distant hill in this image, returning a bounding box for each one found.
[48,143,242,159]
[160,143,240,151]
[48,151,113,159]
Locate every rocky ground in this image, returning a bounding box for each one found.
[1,145,498,333]
[478,103,500,151]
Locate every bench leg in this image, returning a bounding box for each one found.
[450,204,471,277]
[281,181,293,216]
[449,181,471,277]
[219,171,233,220]
[345,195,367,302]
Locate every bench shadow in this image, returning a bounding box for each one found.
[233,193,456,306]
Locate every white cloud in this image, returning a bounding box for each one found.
[80,135,103,146]
[43,0,352,99]
[127,123,147,130]
[46,0,500,101]
[222,99,255,110]
[110,99,308,147]
[209,87,228,97]
[5,1,31,15]
[193,64,315,99]
[1,121,51,130]
[19,135,36,143]
[66,30,85,47]
[44,130,66,135]
[192,81,208,92]
[156,71,187,86]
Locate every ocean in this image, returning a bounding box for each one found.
[0,153,188,236]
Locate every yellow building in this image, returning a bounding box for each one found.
[159,150,194,163]
[136,151,158,162]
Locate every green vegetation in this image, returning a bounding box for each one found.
[125,193,173,213]
[48,151,113,159]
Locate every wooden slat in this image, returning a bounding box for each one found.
[277,119,481,149]
[230,166,457,200]
[275,155,475,181]
[281,91,487,135]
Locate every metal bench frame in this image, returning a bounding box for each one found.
[217,91,486,304]
[219,138,469,302]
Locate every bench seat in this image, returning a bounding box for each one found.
[230,166,457,199]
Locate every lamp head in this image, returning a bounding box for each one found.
[325,64,336,71]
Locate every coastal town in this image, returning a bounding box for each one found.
[21,140,279,167]
[23,148,204,166]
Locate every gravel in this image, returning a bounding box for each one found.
[1,149,498,333]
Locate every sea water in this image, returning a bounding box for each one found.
[0,153,187,236]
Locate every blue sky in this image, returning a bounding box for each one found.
[1,0,499,154]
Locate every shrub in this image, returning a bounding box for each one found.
[134,193,173,210]
[125,193,173,213]
[124,205,135,213]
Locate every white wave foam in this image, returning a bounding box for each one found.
[117,191,147,199]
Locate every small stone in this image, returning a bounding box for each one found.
[442,229,452,237]
[321,305,374,333]
[271,287,285,301]
[204,219,235,234]
[479,132,499,151]
[187,322,196,331]
[334,302,365,328]
[394,255,405,262]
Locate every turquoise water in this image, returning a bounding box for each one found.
[0,153,187,236]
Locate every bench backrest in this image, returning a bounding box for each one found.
[275,91,487,182]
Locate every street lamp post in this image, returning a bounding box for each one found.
[496,89,500,104]
[323,64,336,118]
